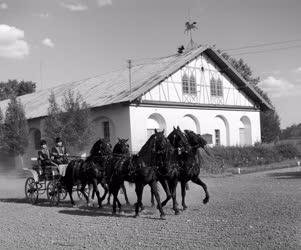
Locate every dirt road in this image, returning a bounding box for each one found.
[0,167,301,249]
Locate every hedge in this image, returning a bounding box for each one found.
[199,142,301,174]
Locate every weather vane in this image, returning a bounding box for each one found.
[185,21,197,49]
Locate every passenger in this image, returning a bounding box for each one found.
[51,137,68,165]
[38,140,56,168]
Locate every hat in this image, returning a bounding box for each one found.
[55,137,62,143]
[40,139,47,146]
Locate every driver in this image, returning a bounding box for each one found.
[51,137,68,165]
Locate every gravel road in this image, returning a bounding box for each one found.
[0,167,301,249]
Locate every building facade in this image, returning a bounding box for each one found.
[0,46,271,156]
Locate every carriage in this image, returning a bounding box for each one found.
[23,157,88,206]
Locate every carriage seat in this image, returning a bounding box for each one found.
[31,157,59,179]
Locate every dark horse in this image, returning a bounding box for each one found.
[106,130,167,219]
[105,138,131,205]
[169,128,210,210]
[62,138,112,206]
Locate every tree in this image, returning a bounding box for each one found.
[0,108,3,151]
[280,123,301,139]
[2,96,29,156]
[43,90,95,153]
[43,92,63,143]
[219,51,281,142]
[0,79,36,101]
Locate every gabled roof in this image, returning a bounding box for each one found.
[0,46,271,120]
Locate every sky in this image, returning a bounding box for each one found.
[0,0,300,128]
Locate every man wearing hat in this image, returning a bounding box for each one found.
[38,139,55,167]
[51,137,68,165]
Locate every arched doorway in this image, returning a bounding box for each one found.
[146,113,166,138]
[29,128,41,150]
[214,115,230,146]
[240,116,252,145]
[180,114,200,133]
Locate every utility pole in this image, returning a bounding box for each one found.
[127,59,132,95]
[40,60,43,90]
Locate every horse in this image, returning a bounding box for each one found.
[62,138,112,207]
[106,130,167,219]
[170,128,210,210]
[105,138,131,205]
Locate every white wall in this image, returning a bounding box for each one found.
[91,104,131,147]
[142,53,255,107]
[129,105,261,152]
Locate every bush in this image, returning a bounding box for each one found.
[202,142,300,172]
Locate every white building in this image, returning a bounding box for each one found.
[0,46,271,154]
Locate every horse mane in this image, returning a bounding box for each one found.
[138,134,155,157]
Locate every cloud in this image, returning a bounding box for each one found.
[259,76,296,98]
[295,67,301,73]
[42,38,54,48]
[35,13,50,19]
[0,24,29,59]
[0,2,8,9]
[96,0,112,7]
[61,1,88,11]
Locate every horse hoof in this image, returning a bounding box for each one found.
[174,210,180,215]
[126,202,131,206]
[160,214,166,220]
[203,197,209,204]
[151,203,155,208]
[134,214,140,218]
[183,205,187,210]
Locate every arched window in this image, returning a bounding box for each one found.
[240,116,252,145]
[189,75,197,95]
[210,77,223,97]
[146,113,166,138]
[216,78,223,96]
[182,74,189,94]
[210,77,217,96]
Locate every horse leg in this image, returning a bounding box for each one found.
[99,181,108,203]
[111,186,119,215]
[121,183,130,205]
[107,192,111,205]
[191,177,209,204]
[80,182,90,205]
[169,180,180,215]
[67,185,75,206]
[150,189,155,207]
[181,181,188,210]
[134,182,144,218]
[160,179,172,208]
[149,181,165,219]
[92,178,102,208]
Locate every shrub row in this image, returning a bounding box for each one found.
[199,142,301,173]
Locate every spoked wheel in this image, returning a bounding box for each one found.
[47,180,60,206]
[77,184,90,201]
[25,177,39,204]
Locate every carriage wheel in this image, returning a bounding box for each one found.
[25,177,39,204]
[77,184,90,201]
[47,181,60,206]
